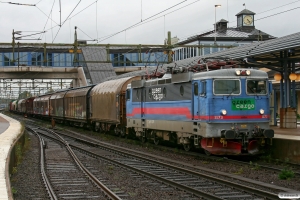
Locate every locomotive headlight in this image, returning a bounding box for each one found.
[246,70,251,75]
[259,109,265,115]
[220,109,227,115]
[235,70,241,76]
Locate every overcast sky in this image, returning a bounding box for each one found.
[0,0,299,45]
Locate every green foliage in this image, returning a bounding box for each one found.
[216,157,225,162]
[260,154,272,163]
[11,187,17,195]
[252,163,260,170]
[278,167,295,180]
[128,192,136,197]
[285,157,290,163]
[234,167,243,174]
[12,167,17,174]
[107,165,114,174]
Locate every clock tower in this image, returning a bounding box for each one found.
[236,9,255,29]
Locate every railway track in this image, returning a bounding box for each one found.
[10,114,299,199]
[26,126,121,200]
[33,126,281,200]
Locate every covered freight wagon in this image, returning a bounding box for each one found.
[25,97,35,116]
[63,85,95,126]
[90,76,140,134]
[33,94,52,116]
[49,90,68,121]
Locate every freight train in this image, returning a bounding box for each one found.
[10,67,274,155]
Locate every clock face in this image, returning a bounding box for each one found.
[243,15,253,25]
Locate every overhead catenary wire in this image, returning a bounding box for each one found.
[52,0,82,43]
[96,0,188,43]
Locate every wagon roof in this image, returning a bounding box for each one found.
[91,76,139,95]
[65,86,94,98]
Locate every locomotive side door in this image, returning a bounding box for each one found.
[141,88,146,118]
[192,81,200,120]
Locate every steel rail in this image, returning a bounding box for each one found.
[222,158,300,176]
[58,132,279,200]
[70,144,223,200]
[26,127,58,200]
[88,145,279,199]
[41,129,122,200]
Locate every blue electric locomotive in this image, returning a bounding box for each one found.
[126,68,274,155]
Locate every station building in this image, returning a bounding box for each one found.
[173,9,275,61]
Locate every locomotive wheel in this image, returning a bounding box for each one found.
[183,144,191,152]
[153,137,160,145]
[140,136,147,143]
[204,150,211,156]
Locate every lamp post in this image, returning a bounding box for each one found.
[214,4,221,44]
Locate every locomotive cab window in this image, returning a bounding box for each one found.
[194,82,198,96]
[247,80,267,95]
[136,89,140,100]
[214,79,240,95]
[126,89,131,100]
[180,85,184,96]
[200,81,206,96]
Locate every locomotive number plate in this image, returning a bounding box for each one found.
[231,98,255,110]
[240,124,247,128]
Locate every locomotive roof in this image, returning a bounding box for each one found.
[193,68,268,80]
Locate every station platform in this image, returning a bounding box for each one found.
[273,123,300,140]
[0,114,21,200]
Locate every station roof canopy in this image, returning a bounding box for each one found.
[167,31,300,76]
[104,32,300,81]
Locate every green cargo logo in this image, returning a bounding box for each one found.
[232,99,255,110]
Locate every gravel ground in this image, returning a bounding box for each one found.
[10,132,49,200]
[67,127,300,192]
[75,149,198,200]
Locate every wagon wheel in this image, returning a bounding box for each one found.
[119,128,126,137]
[98,125,103,133]
[183,144,191,152]
[114,127,120,136]
[94,125,99,132]
[140,136,146,143]
[101,124,106,134]
[153,136,160,145]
